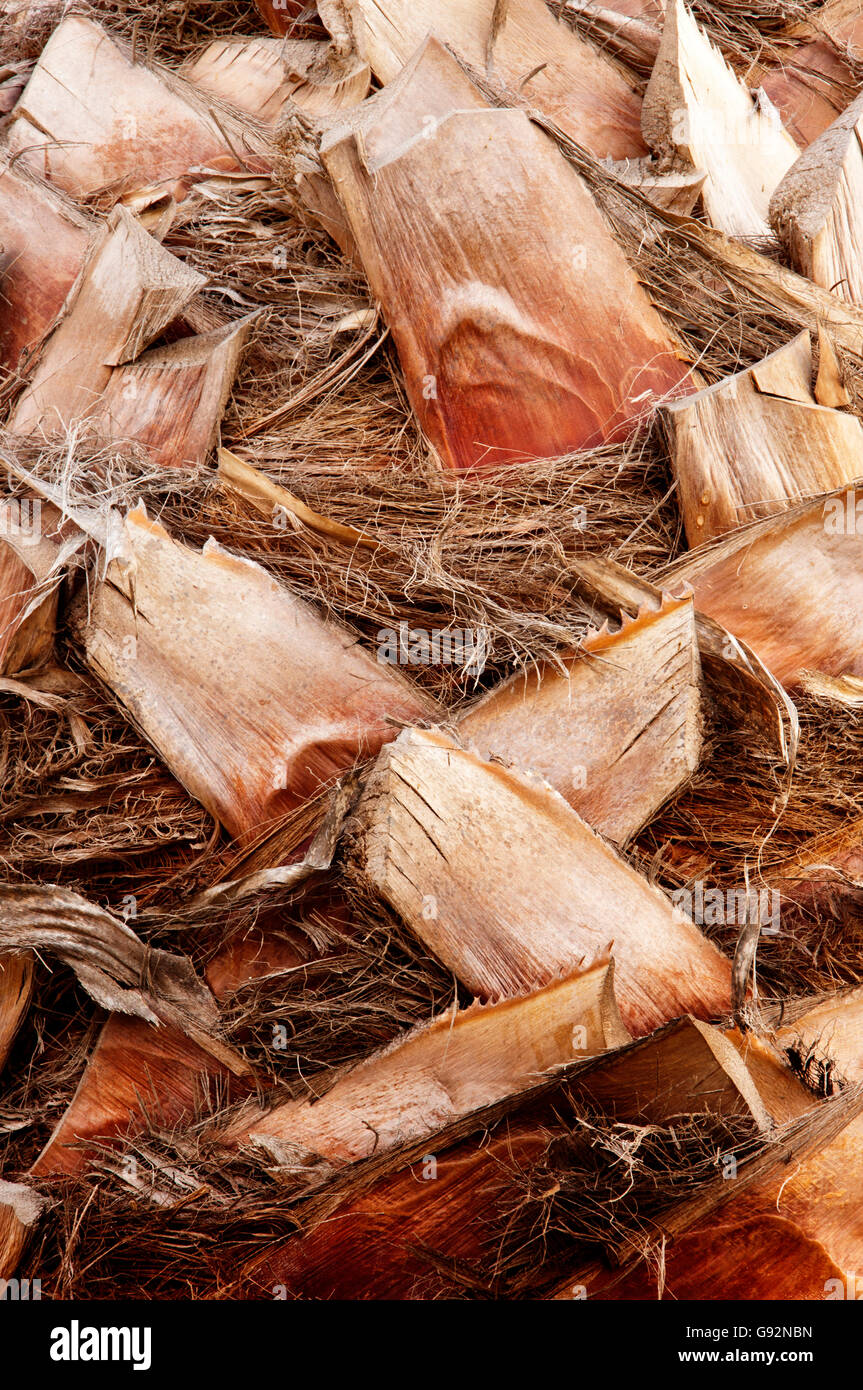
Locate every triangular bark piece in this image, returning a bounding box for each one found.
[322,39,692,469]
[459,593,701,844]
[352,727,732,1033]
[662,331,863,544]
[221,959,629,1171]
[10,205,206,439]
[72,508,435,841]
[92,317,256,470]
[642,0,799,239]
[4,16,261,201]
[770,91,863,306]
[30,1015,252,1179]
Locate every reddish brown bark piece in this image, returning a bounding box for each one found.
[584,1216,845,1300]
[0,158,90,377]
[5,16,254,201]
[353,727,732,1033]
[320,0,646,160]
[0,499,82,676]
[665,491,863,690]
[74,508,435,842]
[242,1128,548,1299]
[254,0,307,35]
[459,593,701,844]
[662,331,863,545]
[0,954,31,1074]
[323,40,691,470]
[31,1015,252,1179]
[759,44,856,148]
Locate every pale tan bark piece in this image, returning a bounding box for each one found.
[770,92,863,308]
[73,508,435,842]
[227,960,630,1169]
[642,0,800,240]
[93,317,256,470]
[459,593,701,845]
[322,40,692,470]
[662,331,863,544]
[322,0,646,160]
[353,727,732,1034]
[665,491,863,690]
[10,205,206,439]
[567,553,799,767]
[184,37,370,123]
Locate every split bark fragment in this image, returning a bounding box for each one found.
[665,490,863,690]
[0,884,234,1045]
[91,317,257,471]
[662,331,863,545]
[352,727,732,1033]
[221,959,629,1172]
[73,507,435,842]
[322,39,692,469]
[713,992,863,1278]
[320,0,646,160]
[459,593,701,845]
[10,205,205,439]
[815,324,851,407]
[770,92,863,307]
[608,157,706,215]
[641,0,799,240]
